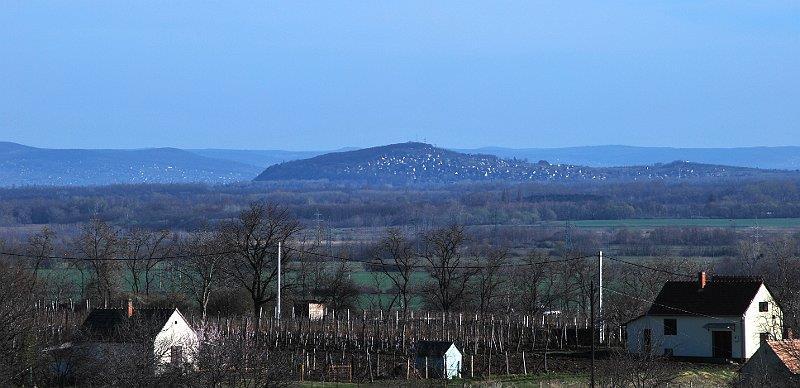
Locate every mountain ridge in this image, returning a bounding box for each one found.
[254,142,799,184]
[0,142,262,186]
[2,141,799,187]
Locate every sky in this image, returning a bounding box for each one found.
[1,1,798,151]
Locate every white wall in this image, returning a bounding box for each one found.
[153,309,199,370]
[627,315,743,358]
[743,285,783,358]
[444,345,462,379]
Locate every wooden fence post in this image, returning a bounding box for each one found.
[522,351,527,375]
[470,354,474,378]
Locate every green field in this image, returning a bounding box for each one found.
[562,218,800,229]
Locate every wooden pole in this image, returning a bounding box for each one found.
[522,351,527,375]
[591,280,596,388]
[470,354,474,378]
[276,241,282,319]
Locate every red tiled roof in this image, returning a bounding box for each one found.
[768,340,800,374]
[647,276,763,316]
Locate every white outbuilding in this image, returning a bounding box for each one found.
[415,341,462,379]
[79,301,199,370]
[626,272,783,361]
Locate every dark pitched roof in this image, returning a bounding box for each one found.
[82,309,128,339]
[81,308,177,342]
[416,341,457,357]
[647,276,763,316]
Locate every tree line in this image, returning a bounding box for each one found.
[1,179,800,228]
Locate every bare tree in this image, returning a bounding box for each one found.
[219,202,302,318]
[317,260,361,311]
[74,218,122,302]
[0,264,38,385]
[510,251,555,315]
[598,348,680,387]
[420,224,476,312]
[177,230,226,324]
[25,226,55,289]
[370,228,418,318]
[122,228,174,296]
[473,246,508,315]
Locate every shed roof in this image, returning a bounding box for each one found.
[647,276,763,316]
[767,340,800,374]
[416,341,458,357]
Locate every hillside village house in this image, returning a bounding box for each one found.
[51,300,199,377]
[626,272,783,361]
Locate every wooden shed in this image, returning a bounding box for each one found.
[293,300,326,320]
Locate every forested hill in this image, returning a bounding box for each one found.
[0,142,261,186]
[254,142,800,184]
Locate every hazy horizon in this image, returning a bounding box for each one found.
[2,2,798,150]
[4,140,800,153]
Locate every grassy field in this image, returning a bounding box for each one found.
[562,218,800,229]
[297,365,737,387]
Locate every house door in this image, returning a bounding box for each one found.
[642,329,651,353]
[712,331,732,358]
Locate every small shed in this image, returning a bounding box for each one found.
[740,340,800,385]
[294,300,326,320]
[415,341,462,379]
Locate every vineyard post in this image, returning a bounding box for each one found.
[590,280,596,388]
[522,351,527,375]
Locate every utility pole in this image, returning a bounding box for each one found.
[598,250,604,343]
[277,241,282,320]
[590,280,596,388]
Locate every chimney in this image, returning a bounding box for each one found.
[698,271,707,289]
[126,299,134,318]
[785,327,795,340]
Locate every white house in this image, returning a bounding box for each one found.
[78,301,199,370]
[415,341,462,379]
[626,272,783,361]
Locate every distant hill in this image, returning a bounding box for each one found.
[188,147,357,169]
[3,141,799,187]
[0,142,261,186]
[462,145,800,170]
[254,142,799,184]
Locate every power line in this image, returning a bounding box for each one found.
[0,249,234,262]
[284,245,595,269]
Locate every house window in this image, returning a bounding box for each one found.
[171,346,184,366]
[760,333,770,342]
[664,319,677,335]
[759,302,769,312]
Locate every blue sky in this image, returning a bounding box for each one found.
[1,1,798,150]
